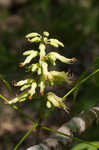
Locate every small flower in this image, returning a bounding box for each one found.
[9,31,76,112]
[15,79,28,86]
[50,71,72,84]
[28,63,38,73]
[46,92,68,112]
[47,52,77,65]
[26,32,40,39]
[48,39,64,47]
[23,51,38,66]
[9,92,29,104]
[28,82,37,96]
[39,80,45,95]
[27,37,41,43]
[43,31,49,37]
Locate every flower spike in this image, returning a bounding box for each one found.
[10,31,76,112]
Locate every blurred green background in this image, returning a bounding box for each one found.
[0,0,99,150]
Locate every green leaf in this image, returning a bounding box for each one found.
[71,141,99,150]
[0,75,12,93]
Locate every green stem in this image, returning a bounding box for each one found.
[1,69,99,149]
[13,123,38,150]
[39,94,46,123]
[41,126,99,149]
[36,94,46,143]
[0,74,12,93]
[0,94,98,148]
[62,68,99,101]
[0,94,35,123]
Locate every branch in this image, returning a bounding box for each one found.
[27,106,99,150]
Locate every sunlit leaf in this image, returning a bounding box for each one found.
[71,141,99,150]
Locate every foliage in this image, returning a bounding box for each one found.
[71,141,99,150]
[0,74,12,92]
[0,1,99,148]
[2,31,97,149]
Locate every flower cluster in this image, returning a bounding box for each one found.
[9,31,76,111]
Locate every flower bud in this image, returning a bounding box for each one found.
[46,101,52,108]
[47,52,77,65]
[38,67,41,75]
[46,92,68,111]
[48,39,64,47]
[27,37,41,43]
[42,62,48,77]
[15,79,28,86]
[20,84,30,91]
[28,82,37,96]
[29,63,38,72]
[23,50,37,56]
[43,37,48,43]
[43,31,49,37]
[26,32,40,38]
[23,51,38,66]
[39,43,46,59]
[50,71,72,84]
[39,43,46,51]
[39,80,45,94]
[9,92,28,104]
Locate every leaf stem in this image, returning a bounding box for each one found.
[41,126,99,149]
[62,69,99,101]
[0,94,35,123]
[0,94,99,149]
[13,123,38,150]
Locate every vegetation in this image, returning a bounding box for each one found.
[0,0,99,150]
